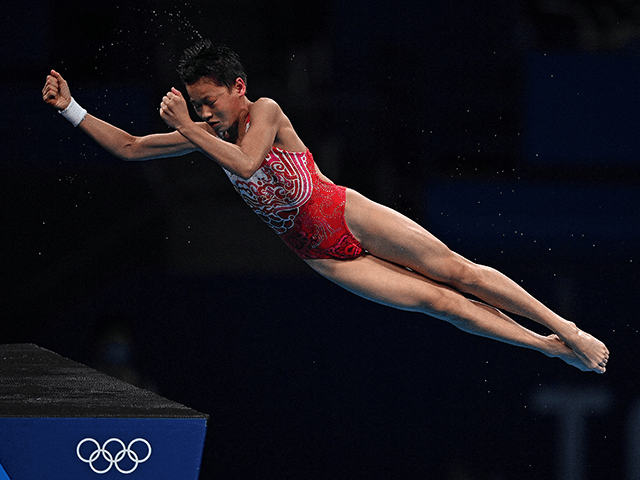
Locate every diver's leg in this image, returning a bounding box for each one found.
[343,189,609,372]
[305,255,599,372]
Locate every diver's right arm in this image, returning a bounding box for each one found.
[43,69,197,161]
[77,114,199,161]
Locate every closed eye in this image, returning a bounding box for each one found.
[191,101,215,111]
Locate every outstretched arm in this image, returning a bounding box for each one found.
[42,70,199,161]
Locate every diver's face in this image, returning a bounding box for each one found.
[186,77,245,134]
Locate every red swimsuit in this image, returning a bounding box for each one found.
[223,147,366,260]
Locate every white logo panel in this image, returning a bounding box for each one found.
[76,438,152,474]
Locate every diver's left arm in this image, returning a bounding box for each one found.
[160,89,278,179]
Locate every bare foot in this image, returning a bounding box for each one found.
[541,334,594,372]
[557,323,609,373]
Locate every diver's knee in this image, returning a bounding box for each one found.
[416,287,459,318]
[447,256,489,292]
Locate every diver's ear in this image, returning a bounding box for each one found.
[234,77,247,96]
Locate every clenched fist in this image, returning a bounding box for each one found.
[159,87,192,130]
[42,70,71,111]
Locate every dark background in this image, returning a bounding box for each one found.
[2,1,640,479]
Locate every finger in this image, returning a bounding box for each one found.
[171,87,182,97]
[50,69,64,83]
[42,77,55,92]
[43,84,58,100]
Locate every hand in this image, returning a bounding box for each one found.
[42,70,72,111]
[159,87,192,130]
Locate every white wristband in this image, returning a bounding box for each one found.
[58,97,87,127]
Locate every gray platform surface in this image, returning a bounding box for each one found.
[0,344,207,418]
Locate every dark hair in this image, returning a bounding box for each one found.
[177,40,247,88]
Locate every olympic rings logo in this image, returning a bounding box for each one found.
[76,438,152,474]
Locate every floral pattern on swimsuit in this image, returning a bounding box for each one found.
[224,147,365,260]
